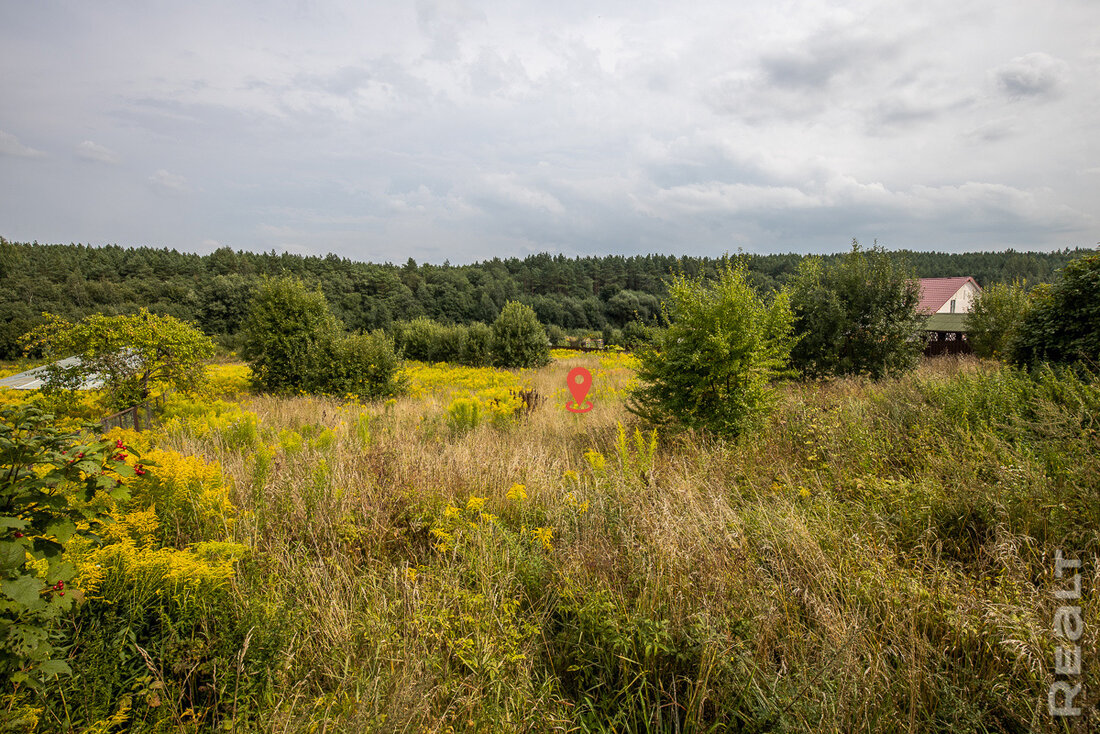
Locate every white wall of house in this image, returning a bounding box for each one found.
[936,281,981,314]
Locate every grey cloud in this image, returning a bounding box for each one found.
[995,52,1068,99]
[963,119,1015,143]
[760,47,850,90]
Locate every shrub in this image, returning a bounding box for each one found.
[325,330,407,400]
[621,320,651,350]
[243,276,405,400]
[461,322,493,367]
[394,317,467,364]
[965,280,1029,360]
[0,406,131,689]
[628,259,794,437]
[491,302,550,369]
[788,240,924,378]
[1012,249,1100,367]
[241,276,339,394]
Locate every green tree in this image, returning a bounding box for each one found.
[22,310,214,411]
[243,276,406,399]
[242,277,340,394]
[491,302,550,369]
[628,259,794,437]
[1012,250,1100,366]
[788,241,923,378]
[965,280,1029,360]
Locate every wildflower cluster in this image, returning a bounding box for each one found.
[431,495,499,554]
[160,392,260,450]
[403,362,533,431]
[202,363,251,398]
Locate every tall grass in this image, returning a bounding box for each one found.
[28,357,1100,732]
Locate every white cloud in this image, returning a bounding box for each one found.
[0,130,45,158]
[148,169,190,194]
[75,140,119,164]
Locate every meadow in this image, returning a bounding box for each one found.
[3,352,1098,732]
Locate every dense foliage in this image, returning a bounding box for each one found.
[965,280,1030,360]
[0,406,131,690]
[788,241,924,378]
[0,238,1089,359]
[21,310,214,411]
[241,277,341,394]
[242,276,405,400]
[1012,249,1100,367]
[629,260,794,436]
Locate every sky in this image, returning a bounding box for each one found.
[1,1,1097,265]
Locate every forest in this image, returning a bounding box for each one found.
[0,238,1089,359]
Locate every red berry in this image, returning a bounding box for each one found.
[116,439,125,448]
[13,532,23,538]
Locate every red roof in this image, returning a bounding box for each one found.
[917,277,980,314]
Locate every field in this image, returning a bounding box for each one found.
[4,353,1099,732]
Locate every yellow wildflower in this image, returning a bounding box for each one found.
[532,526,553,551]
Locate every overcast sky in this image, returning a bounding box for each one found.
[1,1,1097,264]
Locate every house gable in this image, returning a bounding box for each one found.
[918,277,982,315]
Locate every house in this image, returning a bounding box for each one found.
[918,277,982,356]
[0,356,104,390]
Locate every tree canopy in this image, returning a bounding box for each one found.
[788,242,924,378]
[0,238,1089,359]
[21,309,214,410]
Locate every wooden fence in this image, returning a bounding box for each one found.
[99,400,158,433]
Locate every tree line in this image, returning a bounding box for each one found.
[0,237,1090,360]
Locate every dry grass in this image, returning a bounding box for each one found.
[49,355,1099,732]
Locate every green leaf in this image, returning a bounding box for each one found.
[2,575,44,608]
[0,541,25,571]
[44,519,77,543]
[0,516,29,530]
[111,462,136,478]
[37,659,71,677]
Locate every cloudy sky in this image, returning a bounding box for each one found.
[1,1,1097,264]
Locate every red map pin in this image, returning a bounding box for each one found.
[565,367,593,413]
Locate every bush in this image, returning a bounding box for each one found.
[491,302,550,369]
[241,277,339,394]
[788,241,924,378]
[461,322,493,366]
[243,277,405,400]
[628,259,794,437]
[1013,250,1100,367]
[325,330,407,400]
[621,320,651,350]
[394,317,468,364]
[0,406,131,690]
[965,280,1029,360]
